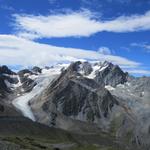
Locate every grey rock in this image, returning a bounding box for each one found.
[95,61,128,87]
[0,66,17,99]
[18,69,37,93]
[79,61,93,75]
[32,66,42,74]
[30,62,119,132]
[0,65,16,75]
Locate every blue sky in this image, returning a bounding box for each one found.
[0,0,150,76]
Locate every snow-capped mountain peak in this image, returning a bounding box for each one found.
[1,61,150,149]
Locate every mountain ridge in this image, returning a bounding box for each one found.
[0,61,150,150]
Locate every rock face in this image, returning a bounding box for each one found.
[0,66,16,99]
[0,66,41,117]
[70,61,128,87]
[18,69,37,92]
[27,61,150,149]
[94,61,128,87]
[0,66,22,116]
[0,74,17,95]
[29,62,121,132]
[0,65,44,101]
[44,74,118,120]
[78,61,93,75]
[0,65,15,75]
[1,61,150,150]
[31,66,42,74]
[0,76,11,99]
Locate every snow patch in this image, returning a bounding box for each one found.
[86,63,108,79]
[86,65,100,79]
[28,74,38,80]
[117,84,125,88]
[105,85,115,91]
[4,75,22,89]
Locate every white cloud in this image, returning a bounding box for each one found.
[0,5,15,11]
[126,69,150,75]
[98,47,111,55]
[0,34,140,70]
[14,10,100,39]
[48,0,57,4]
[106,0,131,4]
[14,10,150,39]
[81,0,103,9]
[131,43,150,52]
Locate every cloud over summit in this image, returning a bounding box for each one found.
[0,34,140,70]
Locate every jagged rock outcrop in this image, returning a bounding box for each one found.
[0,65,16,75]
[62,61,128,87]
[94,61,128,87]
[18,68,38,92]
[29,62,121,132]
[31,66,42,74]
[0,66,21,116]
[0,66,17,99]
[0,76,12,98]
[27,61,149,149]
[78,61,93,75]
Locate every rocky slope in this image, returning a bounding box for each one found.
[0,65,21,117]
[29,61,121,132]
[0,116,125,150]
[0,61,150,150]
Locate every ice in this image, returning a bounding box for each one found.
[105,85,115,91]
[12,71,59,121]
[28,74,38,80]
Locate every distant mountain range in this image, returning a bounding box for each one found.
[0,61,150,150]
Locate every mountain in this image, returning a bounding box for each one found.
[0,61,150,150]
[30,61,120,131]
